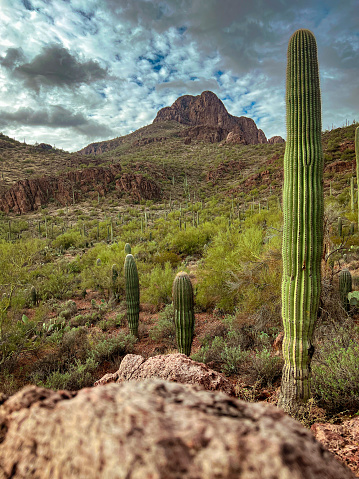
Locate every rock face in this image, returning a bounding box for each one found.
[0,380,355,479]
[154,91,267,145]
[268,135,285,144]
[95,353,235,396]
[0,165,161,214]
[311,418,359,477]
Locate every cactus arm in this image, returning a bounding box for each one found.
[279,29,324,413]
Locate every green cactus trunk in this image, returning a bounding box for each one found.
[356,127,359,228]
[124,243,131,254]
[173,271,195,356]
[278,29,324,414]
[124,254,139,337]
[339,269,352,312]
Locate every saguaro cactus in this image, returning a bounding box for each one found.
[124,243,131,254]
[173,271,195,356]
[124,254,139,337]
[339,268,352,312]
[356,126,359,227]
[279,29,324,413]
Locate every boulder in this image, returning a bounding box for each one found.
[94,353,235,396]
[311,418,359,477]
[0,380,355,478]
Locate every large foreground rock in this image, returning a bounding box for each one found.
[0,380,355,479]
[94,353,235,395]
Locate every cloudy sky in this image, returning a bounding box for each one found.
[0,0,358,152]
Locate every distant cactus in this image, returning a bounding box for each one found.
[96,258,101,266]
[124,243,131,254]
[172,271,195,356]
[30,286,37,306]
[338,217,342,237]
[111,264,118,299]
[339,268,352,311]
[124,254,139,337]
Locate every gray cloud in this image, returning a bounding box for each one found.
[11,44,109,91]
[0,105,113,139]
[0,47,26,69]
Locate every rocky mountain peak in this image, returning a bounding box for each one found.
[154,90,268,145]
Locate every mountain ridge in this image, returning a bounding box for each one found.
[78,91,283,155]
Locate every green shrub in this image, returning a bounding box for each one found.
[248,348,283,387]
[141,262,176,305]
[220,344,250,375]
[149,304,176,346]
[90,331,136,362]
[312,331,359,413]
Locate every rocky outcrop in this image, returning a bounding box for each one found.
[311,418,359,476]
[268,136,285,144]
[154,91,268,145]
[115,173,162,202]
[325,159,356,174]
[206,160,246,183]
[180,125,228,143]
[0,165,161,214]
[0,380,355,479]
[95,353,235,396]
[37,143,53,150]
[78,137,123,155]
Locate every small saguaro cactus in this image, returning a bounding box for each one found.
[111,263,118,299]
[124,254,140,337]
[30,286,37,307]
[172,271,195,356]
[124,243,131,254]
[339,268,352,312]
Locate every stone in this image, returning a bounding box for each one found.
[311,418,359,477]
[268,135,285,144]
[0,380,355,479]
[94,353,236,396]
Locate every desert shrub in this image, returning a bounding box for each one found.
[33,356,98,391]
[90,331,136,362]
[52,231,86,250]
[153,251,182,268]
[247,348,283,387]
[141,262,176,306]
[37,261,78,300]
[165,224,213,256]
[220,343,251,375]
[311,326,359,413]
[149,303,176,346]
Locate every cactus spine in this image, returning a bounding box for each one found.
[339,268,352,312]
[279,30,324,413]
[172,271,195,356]
[124,254,139,337]
[356,126,359,227]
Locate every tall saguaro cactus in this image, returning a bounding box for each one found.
[356,126,359,228]
[173,271,195,356]
[124,254,140,337]
[279,29,324,413]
